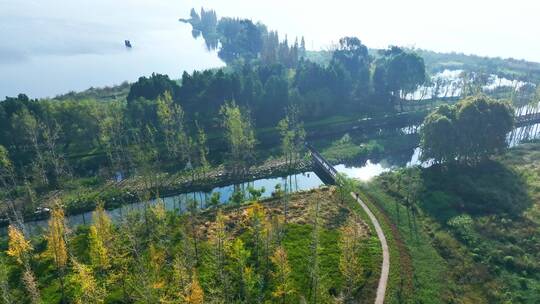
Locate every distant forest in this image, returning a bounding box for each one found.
[305,48,540,84]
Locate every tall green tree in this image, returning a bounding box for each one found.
[98,101,129,175]
[227,238,252,301]
[376,47,426,110]
[277,106,306,167]
[421,96,514,164]
[420,104,458,163]
[331,37,371,100]
[0,145,14,189]
[156,91,189,163]
[220,101,256,176]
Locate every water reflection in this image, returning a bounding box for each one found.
[22,119,540,235]
[508,123,540,147]
[335,161,390,181]
[0,0,224,98]
[25,171,324,235]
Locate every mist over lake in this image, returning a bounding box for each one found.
[0,0,224,98]
[3,0,540,99]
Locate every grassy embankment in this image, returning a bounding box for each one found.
[359,141,540,303]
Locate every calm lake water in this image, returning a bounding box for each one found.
[3,0,533,99]
[0,0,224,98]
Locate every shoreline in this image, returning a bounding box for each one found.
[3,158,313,227]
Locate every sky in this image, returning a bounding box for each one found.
[195,0,540,62]
[2,0,539,62]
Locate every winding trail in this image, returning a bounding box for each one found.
[351,192,389,304]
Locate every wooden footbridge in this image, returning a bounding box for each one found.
[516,109,540,127]
[305,143,338,184]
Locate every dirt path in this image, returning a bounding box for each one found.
[351,192,389,304]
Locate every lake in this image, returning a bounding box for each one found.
[0,0,224,98]
[3,1,536,99]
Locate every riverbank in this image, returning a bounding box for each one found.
[8,157,312,225]
[10,122,422,226]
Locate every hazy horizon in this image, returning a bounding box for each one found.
[197,0,540,62]
[3,0,540,62]
[1,0,539,98]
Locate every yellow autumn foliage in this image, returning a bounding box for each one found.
[185,273,204,304]
[72,260,105,304]
[6,225,32,265]
[271,246,294,302]
[92,203,113,245]
[88,226,110,270]
[46,206,68,268]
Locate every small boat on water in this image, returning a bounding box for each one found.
[124,40,132,48]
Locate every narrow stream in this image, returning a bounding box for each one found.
[23,120,540,235]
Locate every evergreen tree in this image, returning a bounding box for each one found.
[300,36,307,58]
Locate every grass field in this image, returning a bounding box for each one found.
[361,142,540,303]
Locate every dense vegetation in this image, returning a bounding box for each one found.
[417,49,540,84]
[1,6,540,304]
[0,21,428,219]
[420,95,514,163]
[180,8,306,67]
[360,141,540,303]
[0,188,384,304]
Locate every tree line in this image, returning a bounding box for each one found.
[0,88,310,218]
[128,42,425,128]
